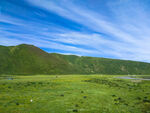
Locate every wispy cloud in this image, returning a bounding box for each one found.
[0,30,101,56]
[1,0,150,62]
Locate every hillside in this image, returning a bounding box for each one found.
[0,44,150,75]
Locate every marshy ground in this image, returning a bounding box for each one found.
[0,75,150,113]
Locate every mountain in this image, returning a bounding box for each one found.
[0,44,150,75]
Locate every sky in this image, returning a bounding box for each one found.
[1,0,150,62]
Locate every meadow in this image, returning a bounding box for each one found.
[0,75,150,113]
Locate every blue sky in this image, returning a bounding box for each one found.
[1,0,150,62]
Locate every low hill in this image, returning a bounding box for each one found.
[0,44,150,75]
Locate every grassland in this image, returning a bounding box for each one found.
[0,75,150,113]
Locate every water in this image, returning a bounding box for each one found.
[116,76,150,81]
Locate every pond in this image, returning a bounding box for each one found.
[0,76,14,80]
[116,76,150,81]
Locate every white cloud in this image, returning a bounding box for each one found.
[0,30,101,55]
[26,0,150,62]
[1,0,150,62]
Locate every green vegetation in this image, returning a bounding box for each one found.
[0,75,150,113]
[1,44,150,112]
[1,44,150,75]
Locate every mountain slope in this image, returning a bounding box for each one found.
[0,44,150,75]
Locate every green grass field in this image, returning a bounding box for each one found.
[0,75,150,113]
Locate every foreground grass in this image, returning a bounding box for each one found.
[0,75,150,113]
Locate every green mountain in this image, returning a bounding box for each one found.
[0,44,150,75]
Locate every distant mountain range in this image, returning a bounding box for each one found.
[0,44,150,75]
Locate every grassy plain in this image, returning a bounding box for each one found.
[0,75,150,113]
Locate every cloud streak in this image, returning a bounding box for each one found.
[1,0,150,62]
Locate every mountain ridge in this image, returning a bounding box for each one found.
[0,44,150,75]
